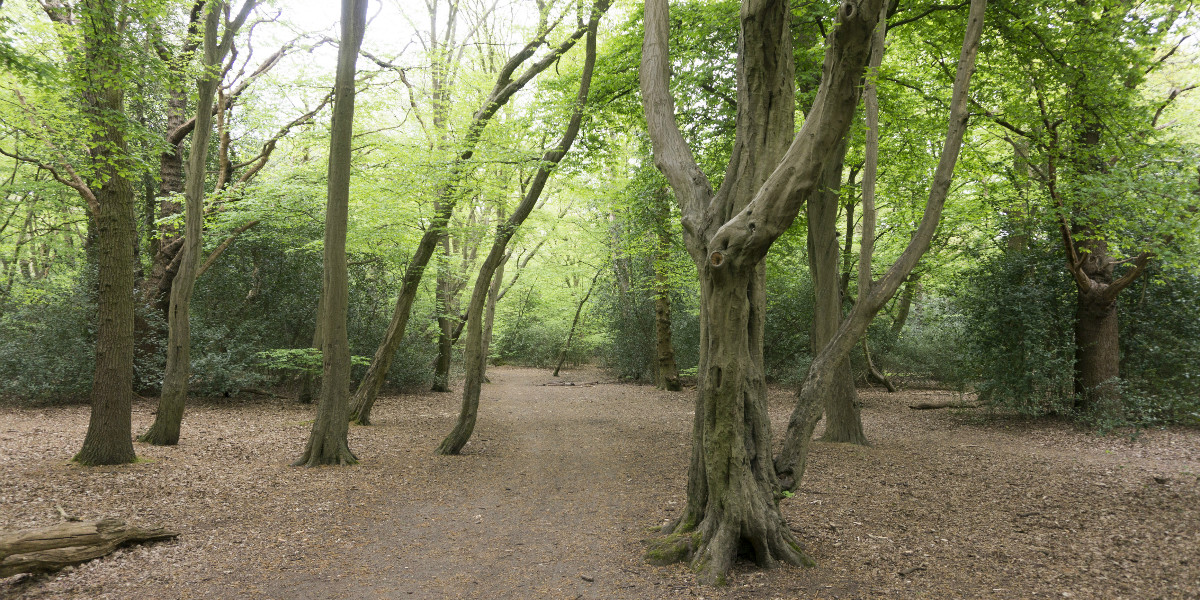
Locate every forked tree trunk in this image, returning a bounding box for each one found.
[142,0,254,446]
[641,0,885,582]
[293,0,366,467]
[437,11,602,455]
[75,0,138,466]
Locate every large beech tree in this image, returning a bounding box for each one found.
[293,0,367,467]
[641,0,986,581]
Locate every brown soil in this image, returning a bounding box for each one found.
[2,366,1197,599]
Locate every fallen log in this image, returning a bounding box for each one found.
[1,519,178,578]
[908,401,980,410]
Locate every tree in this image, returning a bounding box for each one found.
[774,0,985,490]
[293,0,367,467]
[642,0,987,581]
[640,0,884,581]
[436,0,603,454]
[347,2,605,425]
[979,0,1197,416]
[139,0,257,447]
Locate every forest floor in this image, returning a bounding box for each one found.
[1,366,1198,599]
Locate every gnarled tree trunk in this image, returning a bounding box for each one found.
[641,0,885,582]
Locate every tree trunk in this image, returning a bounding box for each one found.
[653,187,681,391]
[0,519,177,578]
[1074,291,1120,413]
[75,0,138,467]
[553,268,601,377]
[807,138,864,445]
[293,0,366,467]
[142,0,253,446]
[431,234,456,392]
[890,274,918,337]
[641,0,888,581]
[437,11,602,455]
[775,0,986,491]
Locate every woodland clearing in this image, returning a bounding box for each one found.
[1,366,1198,599]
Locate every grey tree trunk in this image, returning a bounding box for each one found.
[652,187,681,391]
[775,0,986,491]
[807,139,864,445]
[641,0,884,582]
[293,0,366,467]
[437,11,602,455]
[141,0,255,446]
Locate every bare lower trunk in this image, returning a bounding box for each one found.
[647,265,813,580]
[807,137,865,445]
[653,188,681,391]
[293,0,365,467]
[654,285,681,390]
[1074,290,1120,416]
[431,235,456,392]
[76,173,137,466]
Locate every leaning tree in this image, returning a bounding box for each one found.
[640,0,986,582]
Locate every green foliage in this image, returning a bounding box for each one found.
[883,297,970,387]
[0,279,94,402]
[959,248,1078,416]
[1118,266,1200,426]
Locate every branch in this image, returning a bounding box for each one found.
[639,0,714,234]
[888,1,969,30]
[196,219,260,279]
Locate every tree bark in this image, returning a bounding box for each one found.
[0,519,177,578]
[431,233,457,392]
[890,274,918,337]
[641,0,885,582]
[293,0,366,467]
[775,0,986,491]
[808,137,864,445]
[653,187,681,391]
[437,8,602,455]
[141,0,255,446]
[75,0,138,466]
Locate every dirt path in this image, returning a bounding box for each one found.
[2,367,1198,599]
